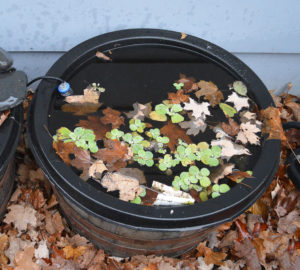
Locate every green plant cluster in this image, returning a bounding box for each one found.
[154,103,184,123]
[173,82,184,90]
[53,127,98,153]
[130,187,146,204]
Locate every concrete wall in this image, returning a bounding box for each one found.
[1,0,300,93]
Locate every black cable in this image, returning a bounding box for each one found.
[27,76,64,87]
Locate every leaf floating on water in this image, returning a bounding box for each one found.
[210,163,235,183]
[176,74,198,92]
[219,103,236,117]
[69,147,92,180]
[221,117,240,136]
[226,170,254,183]
[179,115,207,136]
[52,141,76,165]
[236,122,261,145]
[65,87,101,104]
[261,106,286,141]
[168,90,190,104]
[101,107,125,129]
[195,80,224,107]
[226,92,249,112]
[233,81,248,96]
[211,138,251,161]
[183,98,211,119]
[118,168,146,185]
[61,103,102,116]
[101,172,143,201]
[149,111,167,122]
[88,160,108,180]
[77,116,110,141]
[95,51,111,61]
[124,102,152,120]
[160,121,192,151]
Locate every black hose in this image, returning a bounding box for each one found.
[27,76,64,87]
[283,121,300,130]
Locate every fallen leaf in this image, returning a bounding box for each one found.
[277,210,300,234]
[118,167,146,185]
[211,138,250,161]
[100,107,125,129]
[14,246,41,270]
[183,98,211,119]
[176,74,198,92]
[226,92,249,112]
[96,51,111,61]
[67,234,90,247]
[285,101,300,121]
[168,89,190,104]
[61,103,102,115]
[261,106,286,141]
[149,111,167,122]
[180,32,187,39]
[0,234,9,265]
[160,121,192,151]
[125,102,152,120]
[63,245,88,260]
[232,81,247,96]
[248,198,269,221]
[29,189,46,210]
[196,80,224,107]
[45,211,64,234]
[4,204,37,231]
[221,118,240,136]
[227,170,254,182]
[52,141,75,165]
[219,230,238,248]
[101,172,143,201]
[236,122,261,145]
[234,238,261,270]
[0,110,10,126]
[77,115,110,141]
[34,240,49,259]
[210,163,235,183]
[269,90,282,107]
[179,115,207,135]
[88,160,108,179]
[285,128,300,146]
[65,87,100,104]
[70,147,92,180]
[94,139,132,171]
[235,219,252,242]
[196,242,226,266]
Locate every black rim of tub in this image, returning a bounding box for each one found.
[27,29,281,231]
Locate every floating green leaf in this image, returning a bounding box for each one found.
[219,103,237,117]
[233,81,247,96]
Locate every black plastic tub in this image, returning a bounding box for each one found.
[0,106,23,220]
[27,29,281,257]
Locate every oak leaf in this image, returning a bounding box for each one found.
[261,106,286,141]
[14,246,41,270]
[4,204,37,231]
[65,87,100,104]
[125,102,152,120]
[211,138,250,160]
[101,172,143,201]
[226,170,254,183]
[160,121,192,151]
[236,122,261,145]
[196,80,224,107]
[88,160,108,179]
[168,90,189,104]
[179,115,207,136]
[70,147,92,180]
[63,245,88,260]
[100,107,125,129]
[285,101,300,121]
[196,242,226,266]
[226,92,249,112]
[221,117,240,136]
[77,115,110,141]
[52,141,75,165]
[183,98,211,119]
[176,74,198,92]
[210,163,235,183]
[118,167,146,185]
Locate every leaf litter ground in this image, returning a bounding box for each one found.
[0,85,299,269]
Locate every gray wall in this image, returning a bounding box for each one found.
[1,0,300,94]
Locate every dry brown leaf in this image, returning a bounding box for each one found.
[45,211,64,235]
[67,234,89,247]
[101,172,143,201]
[196,242,226,266]
[236,122,261,145]
[226,170,254,183]
[125,102,152,120]
[0,110,10,126]
[285,101,300,121]
[269,90,282,107]
[4,204,37,231]
[168,90,190,104]
[248,198,269,220]
[118,167,146,185]
[196,80,224,107]
[261,106,286,141]
[180,32,187,39]
[210,163,235,183]
[65,87,100,104]
[176,74,198,92]
[221,118,240,136]
[100,107,125,129]
[211,138,250,160]
[70,147,92,180]
[52,141,75,165]
[61,103,102,116]
[179,115,207,136]
[160,121,192,151]
[0,234,9,265]
[29,189,46,210]
[96,51,111,61]
[77,115,110,141]
[14,246,41,270]
[277,210,300,234]
[63,245,87,260]
[88,160,108,179]
[94,139,131,171]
